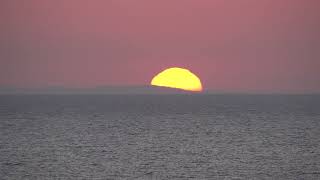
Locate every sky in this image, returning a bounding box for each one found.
[1,0,320,93]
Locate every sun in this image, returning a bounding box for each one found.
[151,67,203,92]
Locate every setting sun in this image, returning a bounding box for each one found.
[151,67,203,92]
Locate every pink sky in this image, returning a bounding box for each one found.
[1,0,319,92]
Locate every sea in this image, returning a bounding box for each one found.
[0,94,319,179]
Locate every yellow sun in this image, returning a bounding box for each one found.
[151,67,203,92]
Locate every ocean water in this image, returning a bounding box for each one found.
[0,94,320,179]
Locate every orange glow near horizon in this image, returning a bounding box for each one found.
[151,67,203,92]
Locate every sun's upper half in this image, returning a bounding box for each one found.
[151,67,203,92]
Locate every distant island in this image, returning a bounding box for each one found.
[0,86,204,94]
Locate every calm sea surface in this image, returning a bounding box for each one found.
[0,94,320,179]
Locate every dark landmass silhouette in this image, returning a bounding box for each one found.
[0,86,203,94]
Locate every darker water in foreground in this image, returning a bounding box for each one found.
[0,94,320,179]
